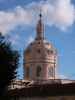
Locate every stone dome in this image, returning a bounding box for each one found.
[23,13,57,80]
[24,39,56,61]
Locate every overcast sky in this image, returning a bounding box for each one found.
[0,0,75,79]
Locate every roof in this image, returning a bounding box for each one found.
[25,39,57,55]
[8,79,75,97]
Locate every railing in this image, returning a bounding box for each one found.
[8,79,75,90]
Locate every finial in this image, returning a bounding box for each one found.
[36,10,44,40]
[39,8,42,19]
[39,13,42,18]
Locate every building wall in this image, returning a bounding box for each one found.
[11,96,75,100]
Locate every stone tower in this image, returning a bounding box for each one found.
[23,13,57,81]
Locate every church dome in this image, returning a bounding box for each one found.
[24,13,57,80]
[25,39,56,61]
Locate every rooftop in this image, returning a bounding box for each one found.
[8,79,75,97]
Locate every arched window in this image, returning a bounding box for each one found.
[26,67,30,78]
[47,49,53,55]
[48,67,54,77]
[37,49,41,54]
[36,66,41,77]
[29,66,32,78]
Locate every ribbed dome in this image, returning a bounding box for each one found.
[24,39,57,64]
[25,39,56,56]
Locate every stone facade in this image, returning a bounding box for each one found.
[48,96,75,100]
[24,14,57,80]
[10,96,75,100]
